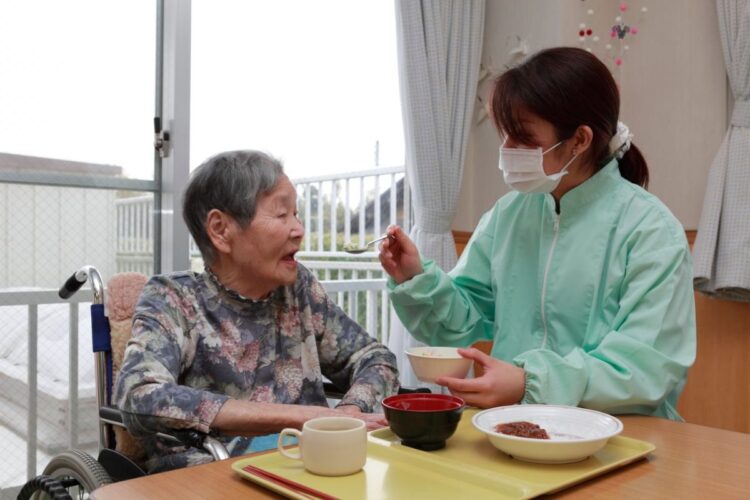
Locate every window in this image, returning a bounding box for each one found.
[0,1,157,182]
[190,0,404,177]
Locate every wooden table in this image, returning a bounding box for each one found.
[92,416,750,499]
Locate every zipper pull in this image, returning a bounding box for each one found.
[554,215,560,232]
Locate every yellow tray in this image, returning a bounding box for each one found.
[232,409,655,499]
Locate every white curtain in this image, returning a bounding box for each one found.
[389,0,485,387]
[693,0,750,302]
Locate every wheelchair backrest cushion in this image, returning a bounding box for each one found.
[107,272,149,322]
[106,272,149,465]
[106,272,148,377]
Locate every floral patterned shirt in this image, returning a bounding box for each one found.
[114,265,399,472]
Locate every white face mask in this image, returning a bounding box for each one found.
[498,140,578,194]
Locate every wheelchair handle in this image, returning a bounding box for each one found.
[59,273,86,299]
[59,266,105,304]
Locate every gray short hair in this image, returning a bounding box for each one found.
[182,150,285,265]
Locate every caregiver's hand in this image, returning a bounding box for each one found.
[379,225,423,284]
[435,348,526,408]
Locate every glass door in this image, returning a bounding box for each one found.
[0,1,160,492]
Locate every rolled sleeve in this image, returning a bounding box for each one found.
[337,342,400,412]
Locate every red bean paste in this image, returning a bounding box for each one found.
[495,421,550,439]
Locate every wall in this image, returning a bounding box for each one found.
[678,288,750,433]
[456,0,566,228]
[454,0,726,231]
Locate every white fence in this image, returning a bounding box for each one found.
[307,262,392,346]
[292,166,410,254]
[115,195,155,275]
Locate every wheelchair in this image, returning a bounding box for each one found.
[19,266,427,499]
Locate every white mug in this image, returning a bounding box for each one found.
[277,416,367,476]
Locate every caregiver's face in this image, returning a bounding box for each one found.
[501,108,573,176]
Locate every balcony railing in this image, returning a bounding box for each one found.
[292,166,410,255]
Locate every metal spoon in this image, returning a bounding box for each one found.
[343,235,389,254]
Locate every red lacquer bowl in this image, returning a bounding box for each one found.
[382,393,465,451]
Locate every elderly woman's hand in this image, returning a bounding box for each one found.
[335,405,388,430]
[288,403,388,431]
[211,400,388,435]
[379,225,423,284]
[435,348,526,408]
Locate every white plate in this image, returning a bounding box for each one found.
[472,405,623,464]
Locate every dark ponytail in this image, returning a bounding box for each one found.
[492,47,650,189]
[617,143,649,189]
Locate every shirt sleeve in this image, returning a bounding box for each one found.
[305,275,400,411]
[387,211,497,347]
[114,278,229,435]
[514,237,696,419]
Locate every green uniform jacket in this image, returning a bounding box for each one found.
[389,160,696,420]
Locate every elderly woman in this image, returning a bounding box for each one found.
[115,150,399,472]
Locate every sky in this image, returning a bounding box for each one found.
[0,0,405,181]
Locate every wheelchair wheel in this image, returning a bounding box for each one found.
[19,449,112,500]
[17,475,72,500]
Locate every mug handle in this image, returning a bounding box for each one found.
[277,428,302,459]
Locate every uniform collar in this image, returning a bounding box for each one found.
[556,158,621,216]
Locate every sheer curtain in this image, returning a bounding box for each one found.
[693,0,750,301]
[388,0,485,387]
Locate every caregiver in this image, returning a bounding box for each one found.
[379,47,695,420]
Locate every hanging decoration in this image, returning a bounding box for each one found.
[475,2,649,125]
[577,1,648,81]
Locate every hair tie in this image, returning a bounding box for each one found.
[609,121,633,159]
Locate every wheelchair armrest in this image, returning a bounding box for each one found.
[99,406,229,461]
[99,406,125,426]
[323,381,346,400]
[167,430,230,461]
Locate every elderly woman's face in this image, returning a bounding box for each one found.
[229,175,303,290]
